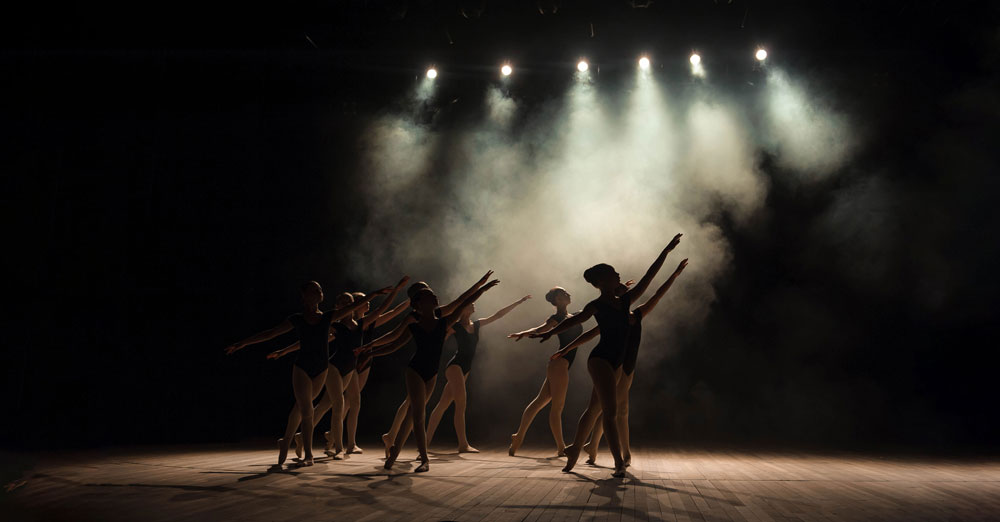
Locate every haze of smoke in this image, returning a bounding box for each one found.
[351,72,856,440]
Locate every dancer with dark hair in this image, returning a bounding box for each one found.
[225,282,390,468]
[506,287,584,457]
[553,259,688,467]
[424,294,531,453]
[270,277,409,458]
[532,234,682,477]
[366,279,500,472]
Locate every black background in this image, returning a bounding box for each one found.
[3,1,999,451]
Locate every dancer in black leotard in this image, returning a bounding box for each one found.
[553,259,687,467]
[425,295,531,452]
[269,277,408,459]
[225,281,387,468]
[507,287,587,457]
[533,233,682,477]
[366,279,499,472]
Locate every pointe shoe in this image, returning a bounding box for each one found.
[557,448,567,457]
[458,445,480,454]
[347,445,363,455]
[325,448,344,460]
[382,434,393,459]
[292,432,303,459]
[562,444,580,473]
[415,458,430,473]
[624,453,632,468]
[508,434,520,456]
[384,445,400,470]
[583,442,597,465]
[277,438,289,467]
[303,457,314,467]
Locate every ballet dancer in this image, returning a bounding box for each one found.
[532,233,682,477]
[225,281,390,467]
[368,279,499,472]
[554,259,688,467]
[424,294,532,452]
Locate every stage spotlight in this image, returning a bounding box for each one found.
[638,56,650,70]
[577,60,589,72]
[690,53,701,65]
[501,64,512,77]
[426,67,438,79]
[755,49,768,61]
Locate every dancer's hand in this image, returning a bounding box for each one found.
[483,279,500,291]
[395,275,410,288]
[477,270,495,286]
[518,295,532,303]
[624,279,635,287]
[224,343,244,355]
[667,233,683,251]
[674,259,689,274]
[508,332,526,341]
[266,349,285,360]
[374,286,393,295]
[530,332,553,342]
[550,350,565,361]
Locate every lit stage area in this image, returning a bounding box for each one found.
[5,444,999,521]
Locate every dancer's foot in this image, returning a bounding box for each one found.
[415,457,430,473]
[302,456,314,467]
[384,445,400,470]
[612,463,627,478]
[325,448,344,460]
[324,431,334,451]
[583,441,598,465]
[623,453,632,468]
[347,445,364,455]
[562,444,580,473]
[508,434,521,456]
[382,433,393,458]
[292,432,303,459]
[556,447,566,458]
[277,438,290,467]
[458,445,480,454]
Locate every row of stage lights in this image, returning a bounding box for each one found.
[425,48,769,79]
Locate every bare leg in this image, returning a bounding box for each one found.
[324,369,352,457]
[386,370,435,471]
[344,368,366,453]
[383,398,410,457]
[510,374,552,456]
[617,372,634,466]
[588,359,625,476]
[279,367,326,467]
[546,358,570,456]
[425,367,457,448]
[562,386,602,473]
[448,368,477,452]
[586,414,603,464]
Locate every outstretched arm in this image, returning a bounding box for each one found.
[443,279,500,329]
[330,286,393,322]
[478,295,531,327]
[365,317,413,348]
[529,303,596,343]
[360,276,410,329]
[624,233,682,303]
[225,319,293,354]
[366,327,414,358]
[551,325,601,360]
[508,317,559,341]
[440,270,494,317]
[635,259,688,319]
[375,298,411,327]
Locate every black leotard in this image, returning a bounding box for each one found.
[622,310,643,375]
[551,312,583,368]
[287,311,334,378]
[356,322,377,373]
[407,318,448,381]
[588,294,632,368]
[330,321,363,377]
[447,320,481,374]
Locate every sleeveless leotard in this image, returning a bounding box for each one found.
[588,294,632,368]
[551,312,583,368]
[447,320,481,374]
[330,321,363,377]
[622,309,643,375]
[288,311,334,378]
[407,318,448,381]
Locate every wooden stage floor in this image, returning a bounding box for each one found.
[3,444,999,521]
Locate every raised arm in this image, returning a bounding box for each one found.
[360,276,409,329]
[478,295,531,327]
[225,319,293,354]
[330,286,393,322]
[624,233,682,303]
[439,270,494,317]
[443,279,500,329]
[375,298,411,327]
[635,259,688,319]
[367,326,414,358]
[529,302,596,343]
[508,317,559,341]
[551,325,601,360]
